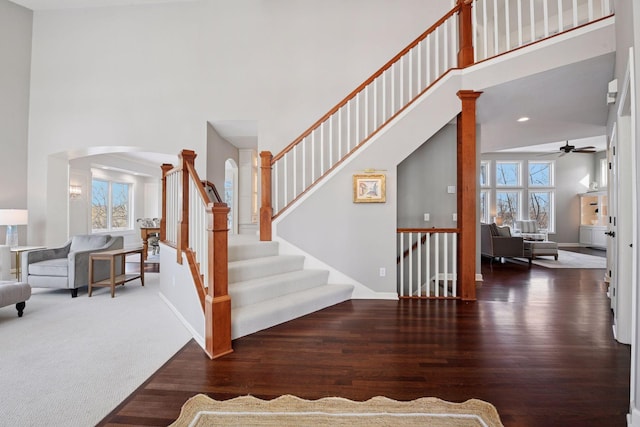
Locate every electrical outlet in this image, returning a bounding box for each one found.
[379,267,386,277]
[423,213,430,221]
[452,213,457,222]
[447,185,456,194]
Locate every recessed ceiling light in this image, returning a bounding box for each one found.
[517,117,530,122]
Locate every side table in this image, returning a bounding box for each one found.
[10,246,45,280]
[88,247,144,298]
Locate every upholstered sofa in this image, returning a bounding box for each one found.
[480,223,524,262]
[21,234,124,297]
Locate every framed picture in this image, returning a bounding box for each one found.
[353,174,386,203]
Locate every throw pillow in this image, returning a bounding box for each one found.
[496,226,511,237]
[489,223,500,236]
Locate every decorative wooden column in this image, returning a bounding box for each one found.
[205,201,233,359]
[160,163,174,242]
[177,149,196,264]
[457,90,482,301]
[260,151,273,241]
[457,0,474,68]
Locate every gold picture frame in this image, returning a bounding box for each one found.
[353,174,386,203]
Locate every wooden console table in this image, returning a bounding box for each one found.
[140,227,160,260]
[88,247,144,298]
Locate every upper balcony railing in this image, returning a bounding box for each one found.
[260,0,613,241]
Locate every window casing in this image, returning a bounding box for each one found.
[91,179,132,232]
[488,160,555,232]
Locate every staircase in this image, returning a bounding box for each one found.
[228,234,353,339]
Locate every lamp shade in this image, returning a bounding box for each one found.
[0,209,28,226]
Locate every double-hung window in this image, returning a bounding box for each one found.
[92,179,132,232]
[480,161,491,224]
[495,162,521,227]
[527,161,555,232]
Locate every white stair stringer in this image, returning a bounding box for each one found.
[227,235,354,339]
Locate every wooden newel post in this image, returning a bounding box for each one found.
[177,149,196,264]
[260,151,273,242]
[457,0,474,68]
[160,163,173,242]
[205,201,233,359]
[457,90,482,301]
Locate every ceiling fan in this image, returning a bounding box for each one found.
[540,141,597,156]
[557,141,596,154]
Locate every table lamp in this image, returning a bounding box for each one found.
[0,209,28,247]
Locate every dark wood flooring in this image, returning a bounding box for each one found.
[100,258,629,427]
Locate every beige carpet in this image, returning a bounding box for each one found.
[530,249,606,269]
[170,394,504,427]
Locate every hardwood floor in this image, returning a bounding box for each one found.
[99,260,630,427]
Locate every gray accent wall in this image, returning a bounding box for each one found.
[206,122,239,195]
[397,123,457,229]
[0,0,31,245]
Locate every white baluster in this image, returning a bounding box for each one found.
[529,0,535,43]
[417,232,422,297]
[293,145,297,199]
[482,0,489,59]
[543,0,549,37]
[558,0,563,33]
[443,232,449,297]
[493,0,498,56]
[426,233,431,297]
[517,0,523,47]
[434,233,440,297]
[572,0,578,27]
[588,0,594,21]
[302,136,307,190]
[505,0,511,52]
[399,233,404,297]
[472,0,478,62]
[408,232,413,296]
[320,122,325,176]
[452,233,458,298]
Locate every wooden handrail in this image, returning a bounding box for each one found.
[271,4,463,164]
[201,180,222,203]
[162,149,232,359]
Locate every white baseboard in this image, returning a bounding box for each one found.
[158,291,205,349]
[627,406,640,427]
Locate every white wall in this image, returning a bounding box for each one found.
[26,0,450,246]
[0,0,31,245]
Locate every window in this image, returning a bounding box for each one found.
[92,179,132,232]
[480,161,490,187]
[528,161,553,186]
[528,191,553,230]
[495,191,520,227]
[480,190,490,224]
[600,158,608,187]
[496,162,520,186]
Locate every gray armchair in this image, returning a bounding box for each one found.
[21,234,124,297]
[481,223,524,262]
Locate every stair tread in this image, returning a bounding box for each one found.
[229,254,304,268]
[231,284,354,339]
[229,268,327,287]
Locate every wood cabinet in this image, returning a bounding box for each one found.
[579,192,607,248]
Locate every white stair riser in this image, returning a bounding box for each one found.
[228,255,305,283]
[231,284,353,339]
[228,241,279,262]
[229,270,329,308]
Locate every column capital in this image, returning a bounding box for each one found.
[457,90,483,101]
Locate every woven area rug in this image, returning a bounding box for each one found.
[169,394,504,427]
[530,249,606,269]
